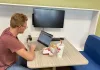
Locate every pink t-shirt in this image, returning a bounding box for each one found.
[0,28,25,70]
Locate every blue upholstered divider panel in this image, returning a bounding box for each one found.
[85,35,100,48]
[84,35,100,65]
[71,51,100,70]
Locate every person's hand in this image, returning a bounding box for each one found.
[30,44,36,51]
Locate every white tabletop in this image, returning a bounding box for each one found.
[27,38,88,68]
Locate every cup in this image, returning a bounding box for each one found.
[50,44,57,55]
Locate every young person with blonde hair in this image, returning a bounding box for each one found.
[0,13,36,70]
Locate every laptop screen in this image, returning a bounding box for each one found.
[37,31,53,47]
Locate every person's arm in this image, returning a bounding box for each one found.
[16,44,36,61]
[2,35,36,61]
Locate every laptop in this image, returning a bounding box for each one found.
[37,30,53,47]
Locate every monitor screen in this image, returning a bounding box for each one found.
[32,8,65,28]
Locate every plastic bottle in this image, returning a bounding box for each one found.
[57,40,64,58]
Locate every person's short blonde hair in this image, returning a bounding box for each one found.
[10,13,28,28]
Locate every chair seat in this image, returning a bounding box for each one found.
[71,51,100,70]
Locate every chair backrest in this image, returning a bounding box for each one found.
[84,35,100,65]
